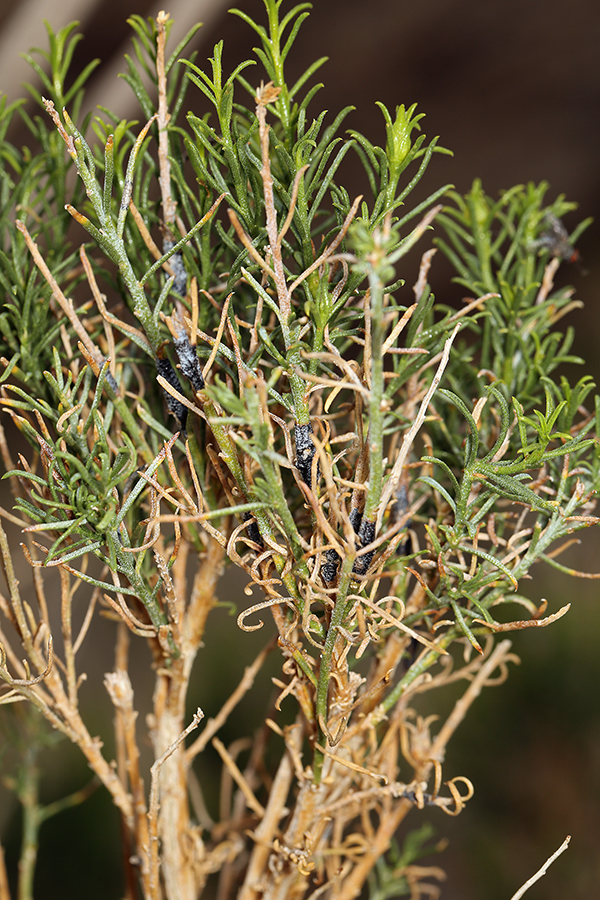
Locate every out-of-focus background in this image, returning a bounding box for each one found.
[0,0,599,898]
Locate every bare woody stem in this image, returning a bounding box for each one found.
[156,11,177,227]
[255,85,291,321]
[147,708,204,900]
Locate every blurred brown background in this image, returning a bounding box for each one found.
[0,0,599,898]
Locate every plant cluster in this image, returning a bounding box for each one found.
[0,3,597,898]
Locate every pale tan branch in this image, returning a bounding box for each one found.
[509,835,571,900]
[0,840,10,900]
[156,11,177,226]
[185,639,274,762]
[429,640,516,761]
[228,209,276,279]
[147,708,204,900]
[377,323,460,531]
[212,737,265,817]
[288,194,362,296]
[16,221,106,369]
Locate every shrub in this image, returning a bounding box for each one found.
[0,3,595,898]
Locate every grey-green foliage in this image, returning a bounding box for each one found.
[0,23,98,397]
[0,0,598,679]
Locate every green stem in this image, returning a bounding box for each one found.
[313,554,355,782]
[265,0,292,140]
[17,748,41,900]
[203,393,310,616]
[362,261,385,523]
[110,393,154,465]
[380,631,455,716]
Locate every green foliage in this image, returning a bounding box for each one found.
[437,180,592,401]
[2,0,598,736]
[368,823,445,900]
[0,22,101,398]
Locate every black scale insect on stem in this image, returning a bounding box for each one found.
[154,239,204,427]
[294,422,319,486]
[172,331,204,392]
[352,519,376,577]
[243,512,264,549]
[320,549,340,585]
[105,370,119,395]
[163,237,188,297]
[156,332,206,431]
[320,507,375,584]
[307,435,409,584]
[292,421,348,584]
[531,212,580,263]
[323,482,414,584]
[155,356,188,432]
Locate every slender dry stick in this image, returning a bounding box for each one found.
[535,257,561,306]
[239,721,303,900]
[59,568,77,706]
[156,374,203,416]
[255,84,290,318]
[0,842,10,900]
[0,621,27,681]
[79,245,152,353]
[509,835,571,900]
[129,199,165,260]
[216,735,250,828]
[376,323,460,531]
[185,638,274,762]
[105,664,151,899]
[128,197,179,282]
[156,11,177,227]
[0,507,24,530]
[428,639,515,760]
[0,524,34,652]
[287,198,362,296]
[15,221,105,369]
[447,291,497,323]
[296,370,372,400]
[0,419,16,473]
[277,164,309,246]
[212,737,265,817]
[314,743,387,783]
[474,604,570,633]
[111,627,138,900]
[381,303,417,354]
[228,209,276,279]
[413,247,436,302]
[201,292,232,382]
[72,586,100,655]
